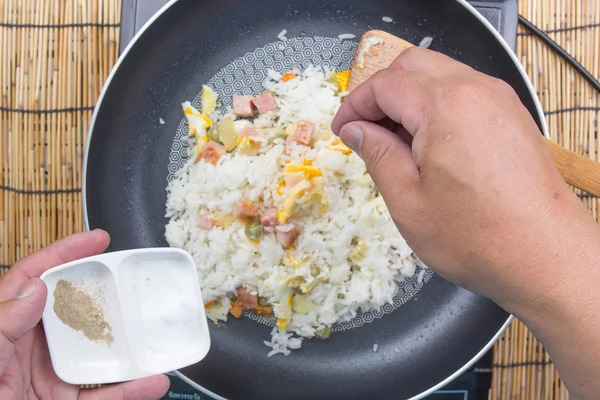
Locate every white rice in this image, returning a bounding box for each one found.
[264,328,302,357]
[382,16,393,23]
[419,36,433,48]
[165,65,421,355]
[277,29,288,41]
[416,268,426,284]
[337,33,356,40]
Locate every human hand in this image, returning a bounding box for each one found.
[0,230,169,400]
[331,47,600,312]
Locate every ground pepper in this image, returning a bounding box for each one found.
[53,279,114,345]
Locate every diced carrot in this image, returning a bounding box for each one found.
[204,300,215,308]
[255,305,273,316]
[282,72,296,82]
[229,300,243,318]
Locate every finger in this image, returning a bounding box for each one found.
[0,278,47,376]
[376,118,414,148]
[388,46,475,78]
[79,375,170,400]
[0,230,110,301]
[339,120,420,207]
[14,230,111,278]
[332,68,430,137]
[394,124,414,148]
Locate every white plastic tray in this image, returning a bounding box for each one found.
[40,248,211,385]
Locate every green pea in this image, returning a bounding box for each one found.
[208,125,221,143]
[245,220,264,240]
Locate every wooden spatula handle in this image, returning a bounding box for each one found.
[546,138,600,197]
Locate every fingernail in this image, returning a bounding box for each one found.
[340,124,364,157]
[15,280,37,299]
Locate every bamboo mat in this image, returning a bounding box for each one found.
[491,1,600,399]
[0,0,598,399]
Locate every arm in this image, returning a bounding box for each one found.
[332,47,600,399]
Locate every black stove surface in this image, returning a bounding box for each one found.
[119,1,515,399]
[162,351,493,400]
[120,0,517,54]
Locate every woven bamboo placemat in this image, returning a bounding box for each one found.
[0,0,598,398]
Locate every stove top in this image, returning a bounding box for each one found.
[120,0,518,54]
[118,1,515,399]
[162,351,493,400]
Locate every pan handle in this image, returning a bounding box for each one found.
[546,138,600,198]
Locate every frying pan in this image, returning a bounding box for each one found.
[83,0,547,398]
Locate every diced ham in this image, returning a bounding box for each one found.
[252,91,277,114]
[233,95,254,117]
[198,213,215,230]
[260,208,278,228]
[285,135,296,155]
[241,125,263,139]
[236,287,258,309]
[202,141,226,165]
[276,223,302,249]
[293,120,315,146]
[234,201,259,219]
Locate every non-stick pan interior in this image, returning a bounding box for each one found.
[85,0,539,398]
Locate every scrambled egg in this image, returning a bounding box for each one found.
[237,135,260,156]
[284,163,323,179]
[285,253,301,268]
[276,179,285,195]
[329,138,352,155]
[277,174,330,223]
[182,101,212,147]
[350,238,367,262]
[277,180,311,223]
[276,163,325,223]
[277,318,290,330]
[331,70,351,92]
[276,295,294,329]
[276,161,331,221]
[357,173,374,187]
[201,85,217,116]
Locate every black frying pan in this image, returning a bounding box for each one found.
[84,0,546,398]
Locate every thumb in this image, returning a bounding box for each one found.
[0,278,47,375]
[338,121,420,203]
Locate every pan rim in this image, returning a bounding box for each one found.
[173,316,515,400]
[82,0,540,398]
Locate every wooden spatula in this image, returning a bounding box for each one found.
[349,30,600,198]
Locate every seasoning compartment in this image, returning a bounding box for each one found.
[41,260,132,384]
[41,248,210,384]
[117,249,210,374]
